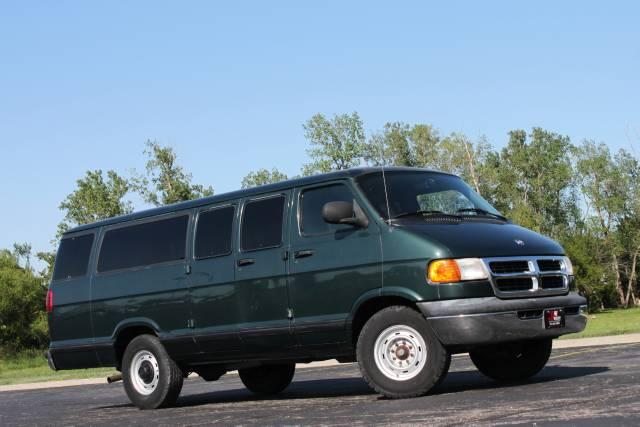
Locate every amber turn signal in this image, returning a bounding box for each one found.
[428,259,462,283]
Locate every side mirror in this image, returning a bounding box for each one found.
[322,200,369,228]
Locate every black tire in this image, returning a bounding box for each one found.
[122,334,184,409]
[469,338,552,382]
[239,363,295,395]
[356,306,450,399]
[433,352,451,390]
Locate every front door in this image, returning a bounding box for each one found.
[289,181,382,348]
[234,191,293,356]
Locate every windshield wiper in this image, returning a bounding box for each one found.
[456,208,508,222]
[391,210,460,220]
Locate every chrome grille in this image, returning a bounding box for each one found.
[483,256,569,298]
[538,259,562,272]
[489,260,530,274]
[495,277,534,292]
[540,275,566,289]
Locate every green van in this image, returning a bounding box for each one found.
[46,167,587,409]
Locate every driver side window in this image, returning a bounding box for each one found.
[299,184,354,236]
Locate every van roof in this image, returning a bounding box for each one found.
[64,166,456,235]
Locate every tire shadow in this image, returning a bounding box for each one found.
[97,364,608,410]
[432,365,609,395]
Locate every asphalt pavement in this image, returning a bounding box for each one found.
[1,343,639,426]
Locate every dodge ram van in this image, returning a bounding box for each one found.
[47,167,587,409]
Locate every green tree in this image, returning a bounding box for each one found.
[12,242,32,270]
[574,141,639,306]
[366,122,414,167]
[241,168,288,189]
[561,226,617,310]
[618,212,640,306]
[0,249,47,353]
[614,149,640,306]
[35,250,56,284]
[302,112,367,175]
[433,133,494,196]
[365,123,495,197]
[59,169,132,230]
[409,124,441,169]
[135,140,213,206]
[492,128,575,236]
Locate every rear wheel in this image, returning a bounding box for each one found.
[122,334,184,409]
[356,306,450,399]
[469,338,552,382]
[238,363,295,395]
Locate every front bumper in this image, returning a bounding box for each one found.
[417,292,587,346]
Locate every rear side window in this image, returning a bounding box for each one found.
[300,184,354,235]
[241,196,285,251]
[98,215,189,273]
[53,234,94,281]
[195,206,235,259]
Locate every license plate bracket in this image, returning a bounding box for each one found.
[544,308,565,329]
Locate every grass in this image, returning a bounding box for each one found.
[560,307,640,339]
[1,308,639,386]
[0,349,114,386]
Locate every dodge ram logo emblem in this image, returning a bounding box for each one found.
[514,239,525,246]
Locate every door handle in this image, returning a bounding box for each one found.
[294,250,314,259]
[237,258,255,267]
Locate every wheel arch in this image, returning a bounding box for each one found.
[111,318,160,368]
[349,287,424,347]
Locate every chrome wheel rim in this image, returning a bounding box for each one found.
[374,325,427,381]
[130,350,160,395]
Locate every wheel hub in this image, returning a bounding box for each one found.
[394,344,411,360]
[130,350,160,395]
[138,361,155,384]
[374,325,427,381]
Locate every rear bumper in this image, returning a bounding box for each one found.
[45,350,57,371]
[417,292,588,346]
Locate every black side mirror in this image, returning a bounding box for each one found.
[322,200,369,228]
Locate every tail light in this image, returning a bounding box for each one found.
[46,289,54,313]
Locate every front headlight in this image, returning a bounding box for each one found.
[427,258,489,284]
[562,256,574,275]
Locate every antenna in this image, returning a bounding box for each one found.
[378,137,392,223]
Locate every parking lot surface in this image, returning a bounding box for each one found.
[1,344,638,426]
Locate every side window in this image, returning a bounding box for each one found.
[98,215,189,273]
[53,234,94,281]
[241,196,285,251]
[195,206,235,259]
[300,184,354,235]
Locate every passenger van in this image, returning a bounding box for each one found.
[47,167,587,409]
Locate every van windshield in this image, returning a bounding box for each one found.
[356,170,503,221]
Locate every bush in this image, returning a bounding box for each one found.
[0,251,48,354]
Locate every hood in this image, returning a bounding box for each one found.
[397,220,564,258]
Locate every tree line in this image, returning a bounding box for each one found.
[1,112,638,353]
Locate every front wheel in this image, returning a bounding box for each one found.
[122,334,184,409]
[469,338,552,382]
[356,306,450,399]
[239,363,295,395]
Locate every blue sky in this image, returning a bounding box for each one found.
[1,1,639,263]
